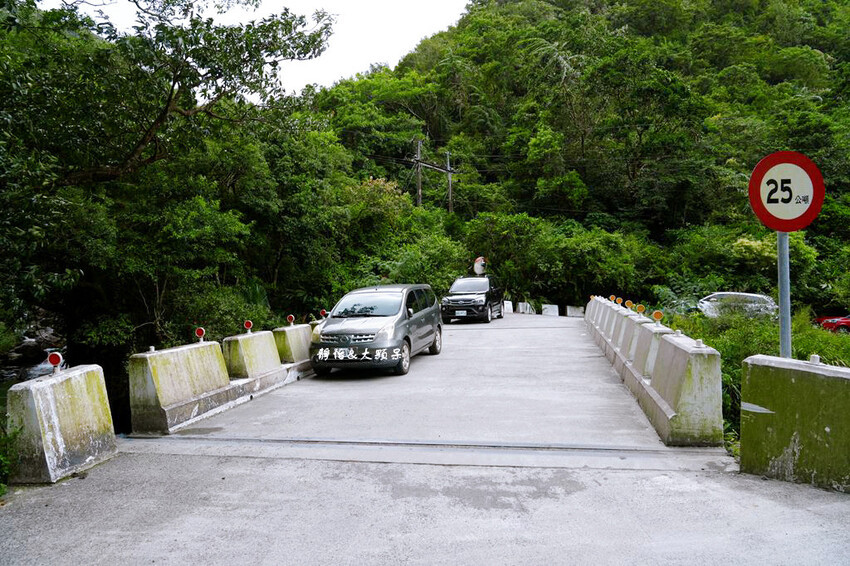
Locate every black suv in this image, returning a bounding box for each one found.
[441,276,505,323]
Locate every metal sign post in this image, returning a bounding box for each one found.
[777,232,792,358]
[748,151,825,358]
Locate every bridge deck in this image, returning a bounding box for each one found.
[154,314,729,471]
[176,315,666,446]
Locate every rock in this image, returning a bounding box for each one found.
[13,338,46,365]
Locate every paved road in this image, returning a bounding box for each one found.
[1,314,848,565]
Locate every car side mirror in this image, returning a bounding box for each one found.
[407,307,414,318]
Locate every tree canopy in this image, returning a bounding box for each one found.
[2,0,850,430]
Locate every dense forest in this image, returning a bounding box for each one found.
[2,0,850,432]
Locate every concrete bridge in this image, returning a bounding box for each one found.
[2,312,849,564]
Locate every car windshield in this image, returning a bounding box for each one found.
[332,292,402,318]
[450,279,489,293]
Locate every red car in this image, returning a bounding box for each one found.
[818,315,850,333]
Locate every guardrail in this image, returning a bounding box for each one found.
[585,297,723,446]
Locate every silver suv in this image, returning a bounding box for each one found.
[310,284,442,376]
[696,292,778,318]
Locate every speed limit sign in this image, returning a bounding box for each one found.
[748,151,824,232]
[749,151,825,359]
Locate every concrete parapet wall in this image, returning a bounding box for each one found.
[7,365,116,483]
[612,314,652,377]
[604,306,628,339]
[517,302,536,314]
[566,306,585,318]
[129,339,309,434]
[542,305,559,316]
[606,311,642,364]
[585,297,723,446]
[740,355,850,491]
[273,325,312,363]
[130,342,230,433]
[223,331,282,379]
[632,323,674,378]
[649,333,723,445]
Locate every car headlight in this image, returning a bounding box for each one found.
[375,324,394,341]
[474,297,486,305]
[311,323,324,343]
[825,318,840,323]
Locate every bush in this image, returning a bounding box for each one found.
[465,212,662,306]
[167,283,279,347]
[0,322,16,355]
[381,234,469,296]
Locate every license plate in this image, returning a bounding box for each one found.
[455,310,467,316]
[315,346,401,362]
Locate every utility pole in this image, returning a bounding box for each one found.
[446,152,454,214]
[410,140,453,209]
[415,140,422,207]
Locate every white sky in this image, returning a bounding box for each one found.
[43,0,470,94]
[268,1,470,93]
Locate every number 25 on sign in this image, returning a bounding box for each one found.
[748,151,824,233]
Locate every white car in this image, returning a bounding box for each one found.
[696,292,779,318]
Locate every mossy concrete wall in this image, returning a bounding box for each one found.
[273,325,312,363]
[222,331,282,379]
[650,334,723,446]
[7,365,116,483]
[129,342,230,433]
[585,297,723,447]
[741,355,850,491]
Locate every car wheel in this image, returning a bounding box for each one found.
[839,326,850,334]
[428,327,442,355]
[393,341,411,375]
[484,305,492,323]
[313,366,332,377]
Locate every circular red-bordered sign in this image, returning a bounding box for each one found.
[195,327,205,339]
[320,309,327,317]
[748,151,825,232]
[286,314,295,324]
[244,320,253,330]
[47,352,63,367]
